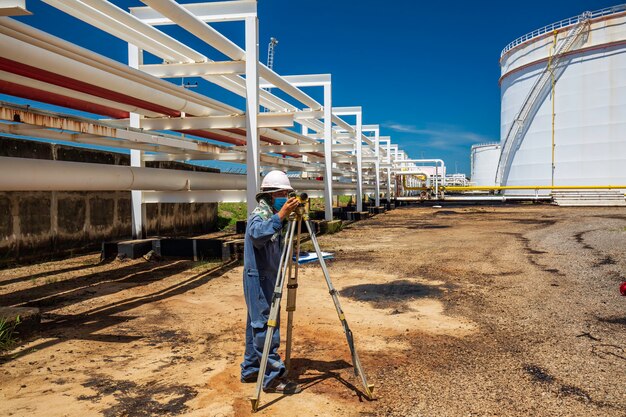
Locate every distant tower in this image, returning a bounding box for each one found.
[263,37,278,112]
[267,37,278,73]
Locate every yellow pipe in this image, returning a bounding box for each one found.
[444,185,626,191]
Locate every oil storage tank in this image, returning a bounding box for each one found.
[497,5,626,193]
[470,143,500,186]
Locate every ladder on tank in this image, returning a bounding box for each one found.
[495,12,592,185]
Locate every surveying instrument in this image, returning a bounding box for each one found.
[250,192,375,411]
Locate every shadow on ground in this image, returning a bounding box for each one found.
[0,260,239,364]
[340,280,443,309]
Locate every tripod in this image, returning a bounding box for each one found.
[250,202,375,411]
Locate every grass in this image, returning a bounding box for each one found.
[191,259,222,271]
[308,196,356,211]
[0,315,20,352]
[217,202,248,231]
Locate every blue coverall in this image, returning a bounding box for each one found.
[240,205,286,387]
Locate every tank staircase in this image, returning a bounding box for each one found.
[495,12,592,185]
[552,190,626,206]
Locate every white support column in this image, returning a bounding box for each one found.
[386,168,391,201]
[323,82,333,221]
[128,43,146,239]
[386,139,391,201]
[245,15,260,215]
[301,125,309,179]
[355,113,363,211]
[374,129,380,207]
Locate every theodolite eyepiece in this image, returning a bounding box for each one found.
[288,191,309,205]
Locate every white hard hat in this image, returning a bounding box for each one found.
[261,170,293,192]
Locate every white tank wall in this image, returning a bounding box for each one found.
[470,144,500,186]
[500,11,626,193]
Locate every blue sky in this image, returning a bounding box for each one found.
[5,0,621,174]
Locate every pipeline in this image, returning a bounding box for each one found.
[0,156,360,192]
[401,174,428,191]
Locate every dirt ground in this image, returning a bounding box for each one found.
[1,204,625,417]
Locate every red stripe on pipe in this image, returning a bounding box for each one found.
[0,80,130,119]
[0,57,181,117]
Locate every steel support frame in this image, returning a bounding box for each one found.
[333,106,363,211]
[362,125,380,206]
[263,73,334,220]
[245,13,260,215]
[128,42,146,239]
[0,0,426,214]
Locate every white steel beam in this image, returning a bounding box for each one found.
[333,106,362,116]
[0,0,31,16]
[244,14,259,215]
[139,61,246,77]
[355,111,363,211]
[131,0,257,25]
[259,73,331,89]
[323,81,333,221]
[128,42,146,239]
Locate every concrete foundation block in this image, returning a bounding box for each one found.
[347,211,369,221]
[319,220,342,234]
[236,220,247,234]
[117,239,156,259]
[101,241,118,261]
[152,238,235,261]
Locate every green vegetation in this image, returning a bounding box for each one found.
[309,195,356,211]
[0,315,20,352]
[217,202,248,231]
[191,259,222,271]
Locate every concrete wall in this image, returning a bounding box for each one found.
[0,137,218,264]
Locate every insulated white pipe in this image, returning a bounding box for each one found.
[0,157,356,192]
[0,70,162,117]
[1,12,355,164]
[0,18,331,155]
[0,18,238,115]
[0,34,223,116]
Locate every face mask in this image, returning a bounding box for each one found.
[273,197,287,211]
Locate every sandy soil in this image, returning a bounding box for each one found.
[0,205,625,417]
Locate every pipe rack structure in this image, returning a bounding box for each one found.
[0,0,442,238]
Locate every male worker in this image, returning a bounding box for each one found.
[241,170,301,394]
